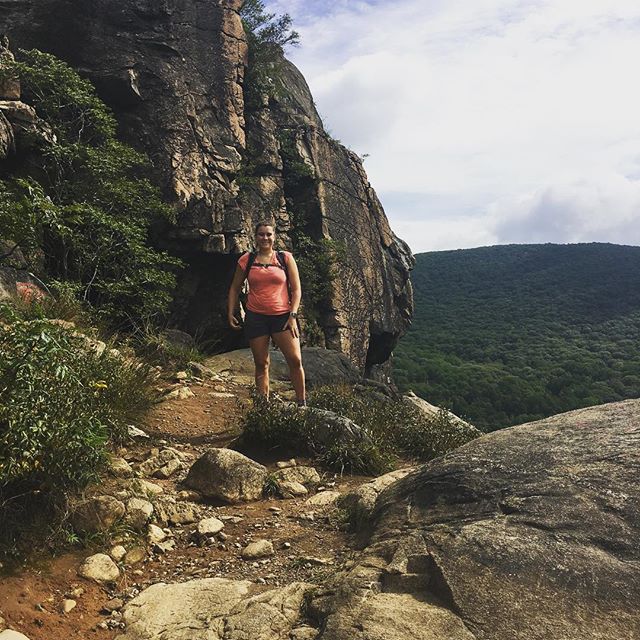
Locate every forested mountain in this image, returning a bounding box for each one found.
[393,243,640,430]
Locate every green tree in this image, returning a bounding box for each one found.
[0,49,181,326]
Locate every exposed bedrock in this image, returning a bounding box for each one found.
[0,0,413,372]
[310,399,640,639]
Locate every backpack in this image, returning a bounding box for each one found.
[241,251,291,300]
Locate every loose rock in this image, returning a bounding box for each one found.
[197,517,224,537]
[123,546,147,565]
[70,495,126,535]
[305,491,341,507]
[274,466,321,487]
[147,524,167,544]
[0,631,32,640]
[109,545,127,562]
[61,599,76,614]
[278,481,308,498]
[78,554,120,584]
[184,448,267,504]
[109,457,134,478]
[241,539,274,560]
[126,497,154,530]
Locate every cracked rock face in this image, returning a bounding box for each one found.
[311,399,640,640]
[0,0,413,372]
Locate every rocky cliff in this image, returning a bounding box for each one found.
[0,0,413,373]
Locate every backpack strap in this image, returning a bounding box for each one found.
[276,251,292,302]
[242,251,256,284]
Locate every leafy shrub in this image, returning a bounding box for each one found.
[240,0,299,107]
[0,49,181,327]
[240,385,480,475]
[239,393,393,475]
[0,304,155,493]
[311,385,479,461]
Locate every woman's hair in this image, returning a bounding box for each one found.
[254,221,274,235]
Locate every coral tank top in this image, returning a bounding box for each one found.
[237,251,292,315]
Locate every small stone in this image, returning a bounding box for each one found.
[256,577,266,584]
[305,491,341,507]
[109,457,134,478]
[0,617,5,631]
[62,599,77,614]
[268,506,282,513]
[282,541,291,549]
[102,598,124,613]
[154,540,176,554]
[109,545,126,562]
[153,458,182,479]
[66,586,85,599]
[299,556,332,566]
[241,539,274,560]
[123,546,147,565]
[220,515,243,524]
[0,632,31,640]
[130,479,163,497]
[175,371,188,381]
[126,497,154,530]
[197,517,225,537]
[279,481,308,498]
[274,466,321,486]
[97,621,109,630]
[147,524,166,544]
[207,391,235,398]
[78,553,120,584]
[276,458,297,469]
[127,425,149,438]
[164,386,195,401]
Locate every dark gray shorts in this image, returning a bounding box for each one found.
[244,309,290,340]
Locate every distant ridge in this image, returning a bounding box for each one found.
[393,242,640,430]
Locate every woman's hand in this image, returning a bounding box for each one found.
[286,315,299,338]
[228,314,242,331]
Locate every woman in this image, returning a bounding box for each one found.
[227,222,306,406]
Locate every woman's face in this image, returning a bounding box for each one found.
[255,225,275,251]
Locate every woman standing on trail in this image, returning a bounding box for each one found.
[227,222,306,406]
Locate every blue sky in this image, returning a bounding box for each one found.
[265,0,640,253]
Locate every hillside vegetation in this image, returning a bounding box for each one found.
[393,243,640,430]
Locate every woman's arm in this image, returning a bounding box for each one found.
[286,254,302,338]
[227,264,246,330]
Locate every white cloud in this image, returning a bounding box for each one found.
[265,0,640,253]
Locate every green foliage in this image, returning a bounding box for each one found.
[0,50,181,327]
[9,48,115,143]
[394,243,640,430]
[240,385,480,474]
[0,303,155,494]
[310,385,478,461]
[240,0,299,107]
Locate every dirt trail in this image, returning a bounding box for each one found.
[0,368,368,640]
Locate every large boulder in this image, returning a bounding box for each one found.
[115,578,313,640]
[311,399,640,639]
[184,448,267,504]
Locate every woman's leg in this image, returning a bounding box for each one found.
[249,334,271,397]
[271,329,305,404]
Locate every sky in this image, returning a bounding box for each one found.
[264,0,640,253]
